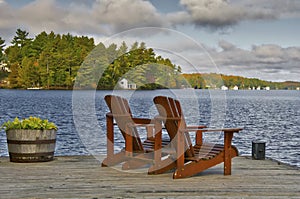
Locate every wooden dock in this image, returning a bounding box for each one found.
[0,155,299,198]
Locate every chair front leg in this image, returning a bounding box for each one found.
[125,124,133,157]
[154,120,162,166]
[195,130,203,146]
[146,125,154,140]
[176,129,185,169]
[102,114,128,167]
[106,114,114,162]
[224,131,234,175]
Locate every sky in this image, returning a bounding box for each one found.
[0,0,300,82]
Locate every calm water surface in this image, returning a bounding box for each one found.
[0,89,299,168]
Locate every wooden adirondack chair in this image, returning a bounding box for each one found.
[102,95,175,173]
[152,96,242,179]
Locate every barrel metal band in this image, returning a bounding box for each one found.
[9,152,54,157]
[7,139,56,145]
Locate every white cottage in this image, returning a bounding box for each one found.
[118,78,136,90]
[221,85,228,90]
[233,85,239,90]
[119,78,128,89]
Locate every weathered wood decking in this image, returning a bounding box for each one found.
[0,155,299,198]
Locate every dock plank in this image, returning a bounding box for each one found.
[0,156,299,198]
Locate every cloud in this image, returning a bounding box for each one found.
[203,42,300,81]
[218,40,236,51]
[1,0,300,41]
[170,0,300,30]
[91,0,166,33]
[166,40,300,82]
[179,0,246,27]
[166,11,191,25]
[234,0,300,18]
[177,0,276,28]
[0,1,16,29]
[0,0,168,42]
[18,0,66,32]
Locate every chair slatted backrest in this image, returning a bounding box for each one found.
[105,95,144,152]
[154,96,195,157]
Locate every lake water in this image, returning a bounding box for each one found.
[0,89,299,168]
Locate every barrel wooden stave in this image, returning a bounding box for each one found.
[6,129,56,163]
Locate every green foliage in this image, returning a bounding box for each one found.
[0,70,8,79]
[4,29,95,89]
[0,70,8,88]
[2,29,183,89]
[1,29,186,90]
[2,117,58,131]
[184,73,300,90]
[0,36,5,62]
[11,29,32,48]
[76,41,183,89]
[7,63,19,88]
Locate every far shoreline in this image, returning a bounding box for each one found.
[1,87,300,91]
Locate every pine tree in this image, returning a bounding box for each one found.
[0,37,5,62]
[11,29,31,47]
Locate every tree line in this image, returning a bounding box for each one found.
[183,73,300,90]
[1,29,95,89]
[1,29,299,90]
[74,41,186,89]
[0,29,185,89]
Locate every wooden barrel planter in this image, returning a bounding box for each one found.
[6,129,57,163]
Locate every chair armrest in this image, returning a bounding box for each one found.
[185,125,207,131]
[154,116,181,121]
[106,113,131,118]
[107,113,153,124]
[106,112,113,118]
[199,128,243,133]
[132,118,152,124]
[127,123,155,128]
[181,127,242,133]
[180,127,242,146]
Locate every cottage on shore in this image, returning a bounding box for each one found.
[233,85,239,90]
[118,78,137,90]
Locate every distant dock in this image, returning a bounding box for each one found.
[27,87,43,90]
[0,155,299,198]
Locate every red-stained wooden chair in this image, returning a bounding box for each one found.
[152,96,242,179]
[102,95,175,173]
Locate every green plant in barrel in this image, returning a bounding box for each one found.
[2,117,58,131]
[1,117,58,163]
